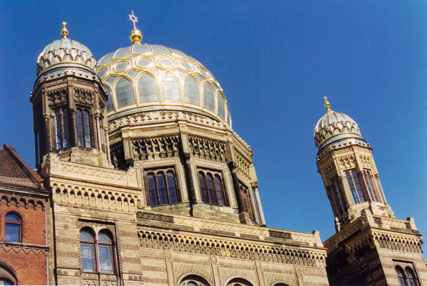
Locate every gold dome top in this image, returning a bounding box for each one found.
[129,11,142,45]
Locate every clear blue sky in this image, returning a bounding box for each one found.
[0,1,426,241]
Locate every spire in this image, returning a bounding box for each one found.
[61,22,68,39]
[129,10,142,45]
[323,96,332,113]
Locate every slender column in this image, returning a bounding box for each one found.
[249,185,260,224]
[105,127,111,162]
[95,112,101,151]
[229,163,244,213]
[253,184,266,226]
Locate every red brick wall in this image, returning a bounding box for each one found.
[0,194,48,285]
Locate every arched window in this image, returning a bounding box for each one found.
[363,169,381,202]
[80,228,116,274]
[405,267,418,286]
[330,176,347,213]
[115,78,135,107]
[203,83,215,112]
[5,212,21,243]
[146,169,180,206]
[162,72,180,101]
[80,229,96,272]
[345,169,365,204]
[198,171,227,207]
[217,92,225,120]
[396,266,406,286]
[179,275,210,286]
[98,231,114,274]
[0,264,17,285]
[227,278,253,286]
[76,109,91,148]
[184,77,200,105]
[138,74,158,102]
[104,86,113,112]
[54,108,70,150]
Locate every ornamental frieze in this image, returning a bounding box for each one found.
[47,88,67,105]
[132,136,180,160]
[74,88,94,105]
[189,136,226,162]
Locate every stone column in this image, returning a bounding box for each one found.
[252,183,266,226]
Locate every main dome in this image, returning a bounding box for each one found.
[97,43,231,127]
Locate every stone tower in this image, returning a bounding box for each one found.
[314,97,427,285]
[31,22,109,170]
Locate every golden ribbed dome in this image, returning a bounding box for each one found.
[97,43,231,127]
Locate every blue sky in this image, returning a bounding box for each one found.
[0,1,426,241]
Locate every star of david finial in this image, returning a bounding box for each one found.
[129,10,138,28]
[128,11,143,45]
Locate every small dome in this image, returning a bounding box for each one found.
[98,43,231,127]
[36,23,96,76]
[314,100,364,151]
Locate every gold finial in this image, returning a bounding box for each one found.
[323,96,332,113]
[61,22,68,39]
[128,10,142,45]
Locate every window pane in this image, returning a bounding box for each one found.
[104,86,113,112]
[396,266,406,286]
[162,72,180,101]
[138,74,158,102]
[406,268,417,286]
[184,77,200,105]
[346,169,365,204]
[5,223,20,242]
[80,230,94,242]
[77,109,84,147]
[63,110,69,147]
[206,174,216,205]
[99,233,112,244]
[148,173,158,206]
[99,245,114,273]
[5,213,20,222]
[116,78,135,107]
[81,243,96,272]
[157,172,168,204]
[198,173,208,203]
[214,175,224,206]
[203,83,215,112]
[167,171,178,204]
[218,92,225,120]
[55,110,62,149]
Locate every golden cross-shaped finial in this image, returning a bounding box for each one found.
[323,96,331,113]
[61,21,68,39]
[129,10,138,27]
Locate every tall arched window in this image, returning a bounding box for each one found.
[80,229,96,272]
[76,108,91,148]
[363,169,381,202]
[146,169,180,206]
[405,267,418,286]
[80,228,116,274]
[330,176,347,214]
[396,266,406,286]
[198,170,227,207]
[98,231,114,274]
[345,169,365,204]
[138,74,158,102]
[54,108,70,150]
[5,212,21,243]
[203,83,215,112]
[162,72,180,101]
[239,183,254,219]
[115,78,135,107]
[184,77,200,105]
